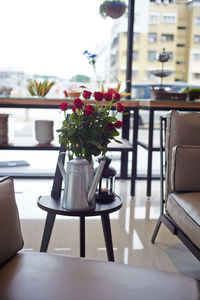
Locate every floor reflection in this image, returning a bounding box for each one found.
[15,178,200,281]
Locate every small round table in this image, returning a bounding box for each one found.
[37,195,122,262]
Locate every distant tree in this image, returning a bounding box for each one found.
[70,74,90,83]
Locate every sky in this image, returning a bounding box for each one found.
[0,0,115,79]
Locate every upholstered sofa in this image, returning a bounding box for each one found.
[152,110,200,261]
[0,176,199,300]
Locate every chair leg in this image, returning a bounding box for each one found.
[151,215,162,243]
[40,212,56,252]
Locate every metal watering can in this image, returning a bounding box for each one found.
[58,153,105,211]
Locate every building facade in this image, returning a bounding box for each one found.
[105,0,200,85]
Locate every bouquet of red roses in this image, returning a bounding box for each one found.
[57,89,125,162]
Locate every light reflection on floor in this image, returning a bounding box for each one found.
[14,178,200,281]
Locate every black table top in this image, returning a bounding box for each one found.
[37,194,122,217]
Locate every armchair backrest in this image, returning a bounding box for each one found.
[165,110,200,199]
[0,177,24,265]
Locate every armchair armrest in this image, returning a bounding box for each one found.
[171,145,200,192]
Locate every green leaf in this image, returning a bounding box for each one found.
[114,139,123,144]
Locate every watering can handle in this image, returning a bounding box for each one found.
[58,152,66,179]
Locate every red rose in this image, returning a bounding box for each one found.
[117,103,125,112]
[83,90,92,99]
[72,105,77,114]
[73,98,84,109]
[94,91,104,101]
[114,120,123,128]
[84,104,95,116]
[60,102,68,111]
[106,123,115,130]
[108,88,117,95]
[63,90,68,97]
[104,92,112,101]
[113,92,121,102]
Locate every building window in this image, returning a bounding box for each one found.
[178,26,187,30]
[132,70,138,78]
[133,32,140,42]
[195,17,200,26]
[146,71,155,79]
[148,51,157,61]
[133,51,139,61]
[149,14,159,24]
[194,35,200,43]
[166,52,173,61]
[193,53,200,61]
[192,73,200,80]
[162,14,176,23]
[148,33,157,43]
[161,34,174,41]
[176,61,185,65]
[177,44,185,47]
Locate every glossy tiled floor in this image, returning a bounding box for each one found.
[14,177,200,281]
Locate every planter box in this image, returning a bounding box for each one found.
[188,91,200,101]
[152,89,187,101]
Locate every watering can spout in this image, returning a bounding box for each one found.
[87,159,105,204]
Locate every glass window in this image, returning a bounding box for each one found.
[193,53,200,61]
[133,32,140,42]
[148,33,157,43]
[148,51,157,61]
[195,17,200,26]
[178,26,187,30]
[161,34,174,41]
[133,51,139,61]
[132,70,138,79]
[149,14,159,24]
[194,35,200,43]
[166,52,173,61]
[192,73,200,79]
[162,14,176,23]
[177,44,186,47]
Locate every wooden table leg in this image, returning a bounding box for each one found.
[80,216,85,257]
[40,212,56,252]
[101,214,115,262]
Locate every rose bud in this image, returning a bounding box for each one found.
[104,92,112,101]
[94,91,104,101]
[83,90,92,99]
[117,103,125,112]
[73,98,84,109]
[63,90,68,97]
[114,120,123,128]
[113,92,121,102]
[60,102,68,111]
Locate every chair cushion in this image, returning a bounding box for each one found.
[171,145,200,192]
[166,110,200,199]
[0,177,24,266]
[0,252,198,300]
[167,192,200,248]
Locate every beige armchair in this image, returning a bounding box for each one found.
[0,176,199,300]
[152,110,200,261]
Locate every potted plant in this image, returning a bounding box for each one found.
[99,1,126,19]
[27,79,55,97]
[187,88,200,101]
